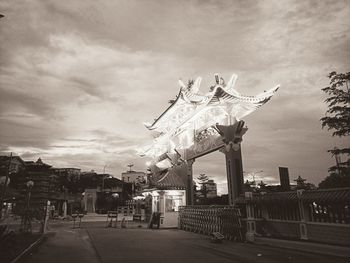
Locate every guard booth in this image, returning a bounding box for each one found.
[135,189,186,228]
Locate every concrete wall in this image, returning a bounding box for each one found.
[242,189,350,246]
[307,222,350,246]
[255,219,300,239]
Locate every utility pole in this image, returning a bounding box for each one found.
[127,164,134,172]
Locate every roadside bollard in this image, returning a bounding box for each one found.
[78,213,84,228]
[106,211,118,228]
[41,200,51,233]
[72,213,78,229]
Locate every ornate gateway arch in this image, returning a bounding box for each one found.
[139,74,279,205]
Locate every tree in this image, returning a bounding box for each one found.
[319,172,350,189]
[196,174,209,203]
[320,71,350,187]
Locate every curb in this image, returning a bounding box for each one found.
[10,235,45,263]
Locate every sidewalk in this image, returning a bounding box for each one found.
[255,237,350,258]
[23,225,101,263]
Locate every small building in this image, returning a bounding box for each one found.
[121,170,146,184]
[279,167,291,191]
[15,158,57,212]
[136,164,187,228]
[0,155,26,175]
[16,158,81,217]
[81,175,133,214]
[203,179,217,198]
[51,167,81,179]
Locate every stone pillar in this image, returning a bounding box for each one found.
[245,192,256,242]
[186,159,195,206]
[62,201,67,219]
[92,191,96,213]
[159,190,165,215]
[217,121,247,205]
[224,147,244,205]
[41,200,50,234]
[83,194,87,212]
[297,189,308,240]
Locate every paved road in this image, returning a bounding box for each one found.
[24,222,350,263]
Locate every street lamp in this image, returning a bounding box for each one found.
[102,165,108,192]
[21,180,34,233]
[112,193,119,210]
[99,165,109,214]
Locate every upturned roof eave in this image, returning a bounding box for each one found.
[146,89,183,131]
[145,85,278,133]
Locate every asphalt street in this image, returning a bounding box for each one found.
[23,221,350,263]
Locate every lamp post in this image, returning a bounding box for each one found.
[26,180,34,209]
[99,165,108,214]
[21,180,34,233]
[102,165,108,192]
[112,193,119,211]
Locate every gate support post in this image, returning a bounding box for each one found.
[223,147,244,205]
[217,121,247,205]
[186,159,195,205]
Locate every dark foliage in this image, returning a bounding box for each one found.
[318,172,350,189]
[196,173,209,201]
[319,71,350,187]
[320,71,350,137]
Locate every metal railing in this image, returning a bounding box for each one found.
[178,205,244,241]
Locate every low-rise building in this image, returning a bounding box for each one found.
[121,170,146,184]
[203,179,217,198]
[134,164,187,228]
[0,155,26,176]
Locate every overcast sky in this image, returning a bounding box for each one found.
[0,0,349,194]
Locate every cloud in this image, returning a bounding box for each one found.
[0,0,349,193]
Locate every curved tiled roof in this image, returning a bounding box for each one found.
[236,187,350,204]
[151,169,186,190]
[140,74,279,160]
[301,187,350,203]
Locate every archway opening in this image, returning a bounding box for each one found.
[193,151,228,205]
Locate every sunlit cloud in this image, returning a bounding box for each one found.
[0,0,349,192]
